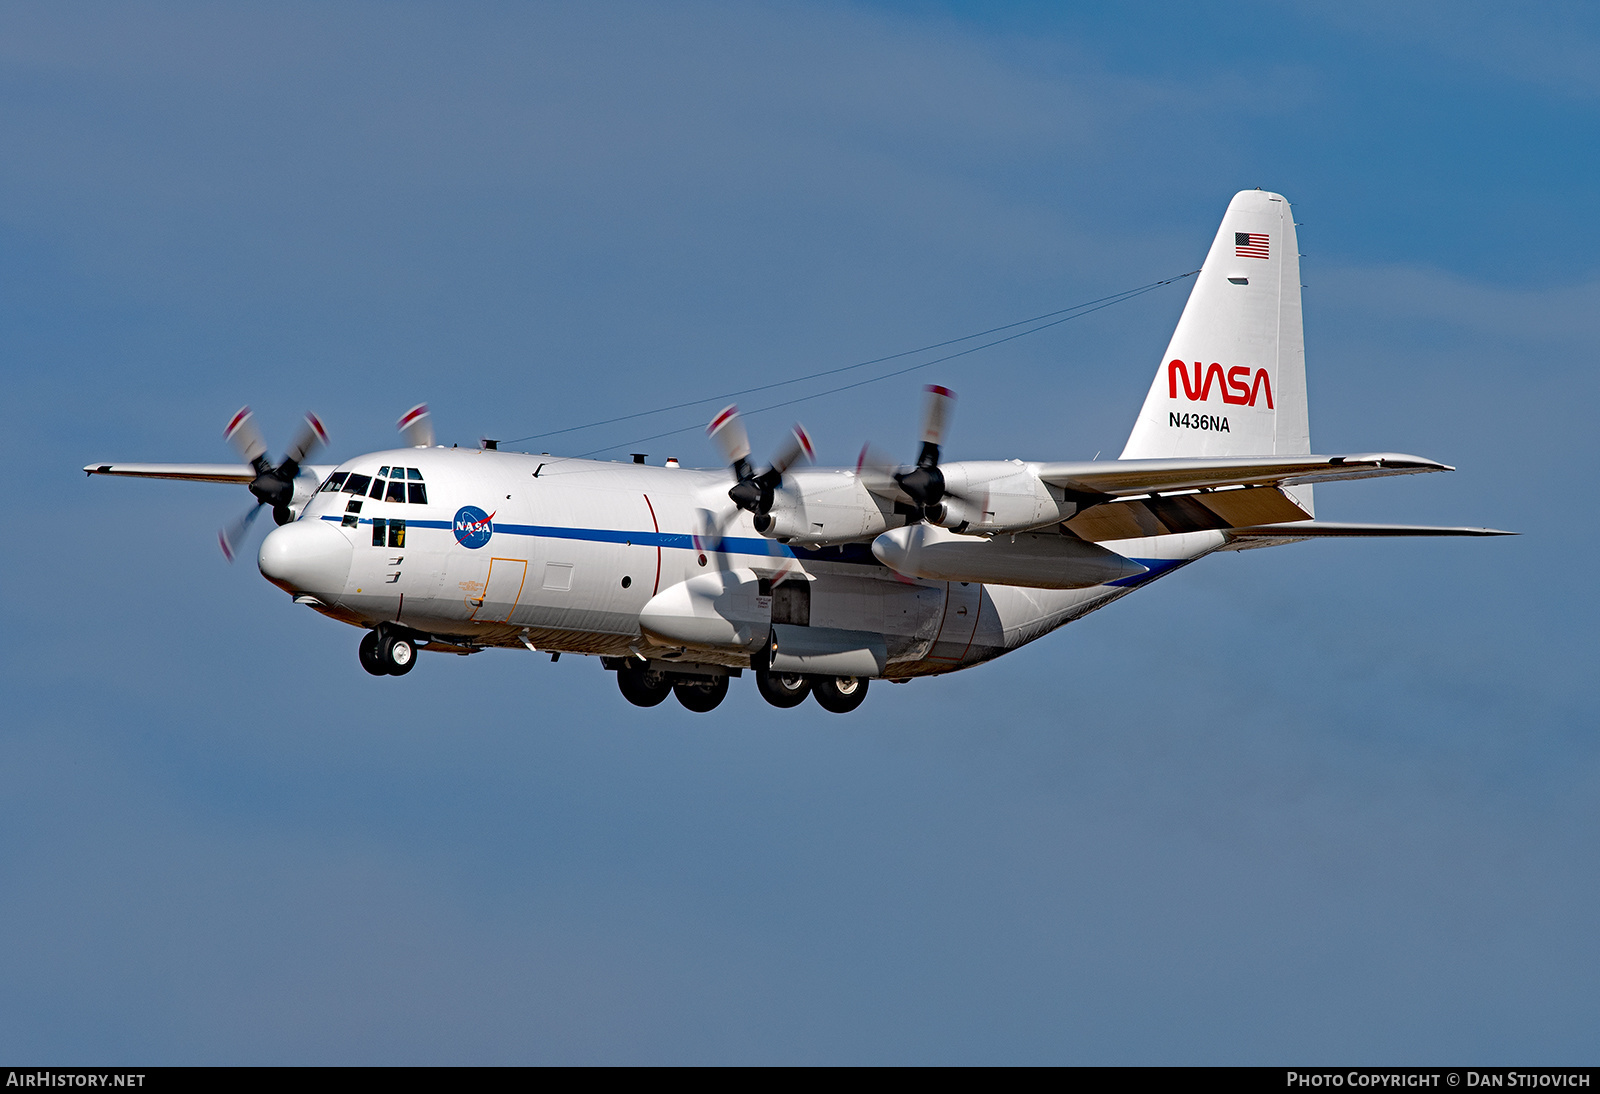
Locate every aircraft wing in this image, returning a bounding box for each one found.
[83,462,335,484]
[1035,453,1451,497]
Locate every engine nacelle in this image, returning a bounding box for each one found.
[638,570,770,653]
[927,495,985,532]
[753,470,910,547]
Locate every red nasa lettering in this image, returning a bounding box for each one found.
[1167,360,1274,408]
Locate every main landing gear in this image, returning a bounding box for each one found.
[754,669,869,713]
[610,661,870,714]
[615,661,732,712]
[359,628,417,676]
[809,675,868,714]
[755,669,810,708]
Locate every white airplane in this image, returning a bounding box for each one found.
[85,190,1509,714]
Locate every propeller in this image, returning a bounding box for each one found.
[706,405,814,535]
[859,385,984,530]
[398,403,434,447]
[895,385,953,515]
[218,406,328,561]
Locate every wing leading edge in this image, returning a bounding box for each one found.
[83,463,334,484]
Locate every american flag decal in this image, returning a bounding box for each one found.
[1235,232,1269,259]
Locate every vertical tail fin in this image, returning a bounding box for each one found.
[1121,190,1310,465]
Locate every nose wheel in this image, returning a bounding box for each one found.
[359,629,417,676]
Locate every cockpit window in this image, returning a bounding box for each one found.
[332,468,426,503]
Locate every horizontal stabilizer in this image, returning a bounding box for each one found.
[84,462,333,484]
[1037,453,1450,497]
[1225,520,1514,542]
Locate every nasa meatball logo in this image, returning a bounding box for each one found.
[453,505,495,549]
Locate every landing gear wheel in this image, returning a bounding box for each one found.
[755,669,810,709]
[617,662,672,707]
[359,630,387,676]
[674,675,729,713]
[810,675,868,714]
[382,634,417,676]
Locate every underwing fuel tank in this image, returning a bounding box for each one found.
[638,570,770,653]
[871,524,1146,589]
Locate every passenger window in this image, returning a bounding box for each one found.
[406,468,423,480]
[407,483,428,505]
[386,480,406,502]
[388,519,405,548]
[371,518,386,546]
[343,474,371,496]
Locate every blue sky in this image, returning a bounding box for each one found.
[2,1,1595,1063]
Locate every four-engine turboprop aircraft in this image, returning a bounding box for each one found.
[85,190,1509,714]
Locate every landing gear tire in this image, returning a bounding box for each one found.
[359,630,387,676]
[617,662,672,707]
[755,669,810,709]
[382,634,417,675]
[810,675,868,714]
[674,675,729,713]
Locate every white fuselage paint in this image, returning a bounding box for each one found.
[267,446,1219,679]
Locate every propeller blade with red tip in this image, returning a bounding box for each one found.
[218,502,267,563]
[707,405,752,470]
[281,412,329,467]
[223,407,268,467]
[920,385,954,448]
[768,424,815,477]
[397,404,434,447]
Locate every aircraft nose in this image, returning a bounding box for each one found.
[258,518,352,597]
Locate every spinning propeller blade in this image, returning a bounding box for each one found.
[707,405,752,473]
[857,443,907,503]
[398,404,434,447]
[219,502,266,563]
[895,384,954,511]
[860,385,982,527]
[224,407,269,468]
[216,408,331,561]
[706,406,813,526]
[282,413,329,468]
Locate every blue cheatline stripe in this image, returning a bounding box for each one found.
[1109,557,1190,587]
[316,515,1179,582]
[319,513,868,564]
